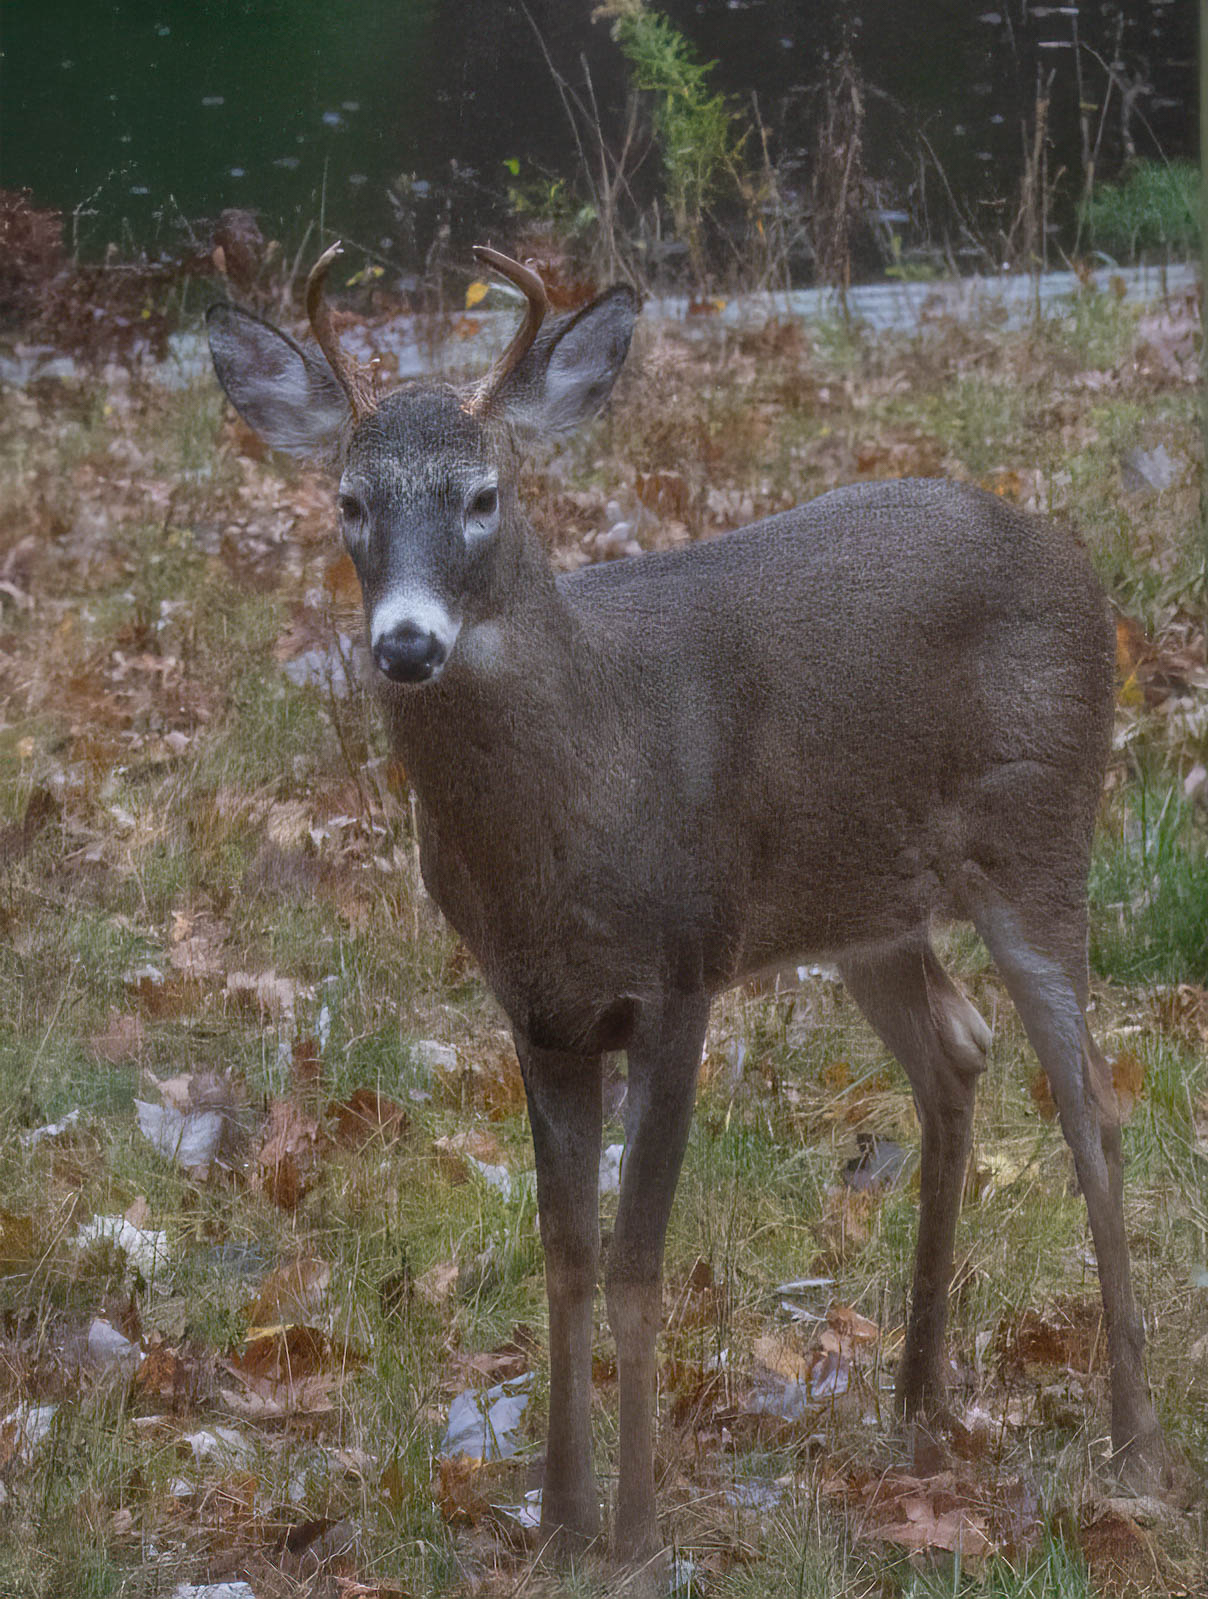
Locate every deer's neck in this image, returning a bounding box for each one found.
[380,520,591,796]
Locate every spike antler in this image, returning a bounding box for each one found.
[466,246,549,415]
[306,241,376,421]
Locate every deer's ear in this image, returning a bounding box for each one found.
[495,286,638,434]
[206,304,350,457]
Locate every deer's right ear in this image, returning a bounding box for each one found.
[206,304,351,457]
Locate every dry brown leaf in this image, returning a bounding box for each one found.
[1079,1500,1153,1582]
[433,1039,526,1120]
[1110,1050,1145,1121]
[252,1099,325,1208]
[220,1377,339,1417]
[416,1260,460,1305]
[134,1336,213,1407]
[997,1297,1106,1376]
[231,1323,339,1383]
[265,798,312,848]
[1031,1052,1144,1123]
[814,1184,877,1264]
[433,1455,491,1525]
[329,1087,410,1149]
[869,1505,992,1561]
[225,968,306,1020]
[753,1332,810,1384]
[223,1323,358,1415]
[827,1303,879,1346]
[1151,983,1208,1045]
[456,1343,531,1386]
[291,1034,323,1093]
[126,972,206,1019]
[433,1128,508,1182]
[123,1195,151,1230]
[249,1256,332,1324]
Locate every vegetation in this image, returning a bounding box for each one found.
[597,0,747,279]
[0,276,1203,1596]
[1082,160,1200,263]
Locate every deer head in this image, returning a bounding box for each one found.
[207,247,638,683]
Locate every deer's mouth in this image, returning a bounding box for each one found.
[369,592,461,684]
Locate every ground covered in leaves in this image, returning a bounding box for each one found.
[0,274,1205,1597]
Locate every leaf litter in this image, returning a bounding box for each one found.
[1,238,1205,1593]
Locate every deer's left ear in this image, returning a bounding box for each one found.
[494,286,639,434]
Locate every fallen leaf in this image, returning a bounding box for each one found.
[434,1128,509,1183]
[329,1087,409,1149]
[224,968,307,1021]
[432,1038,526,1119]
[167,910,228,978]
[434,1454,491,1524]
[1150,983,1208,1045]
[753,1332,811,1384]
[1079,1499,1153,1583]
[997,1298,1106,1376]
[827,1303,879,1345]
[223,1323,358,1415]
[135,1337,212,1407]
[252,1099,325,1208]
[415,1260,459,1306]
[249,1256,332,1324]
[0,786,58,866]
[229,1324,345,1384]
[126,971,206,1019]
[1033,1052,1145,1123]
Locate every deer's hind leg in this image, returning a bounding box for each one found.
[838,936,991,1426]
[970,893,1177,1497]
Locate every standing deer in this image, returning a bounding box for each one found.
[207,244,1178,1560]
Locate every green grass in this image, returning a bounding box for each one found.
[1091,785,1208,985]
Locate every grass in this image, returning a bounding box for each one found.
[1091,785,1208,986]
[0,281,1204,1596]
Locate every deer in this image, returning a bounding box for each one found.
[206,243,1181,1561]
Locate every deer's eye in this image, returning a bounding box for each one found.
[338,493,364,523]
[468,485,498,520]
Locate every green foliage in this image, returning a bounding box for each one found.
[1082,159,1199,261]
[1091,784,1208,984]
[503,164,597,239]
[600,0,746,265]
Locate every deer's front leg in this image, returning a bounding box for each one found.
[605,995,710,1562]
[515,1037,604,1549]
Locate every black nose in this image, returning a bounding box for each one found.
[374,625,447,683]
